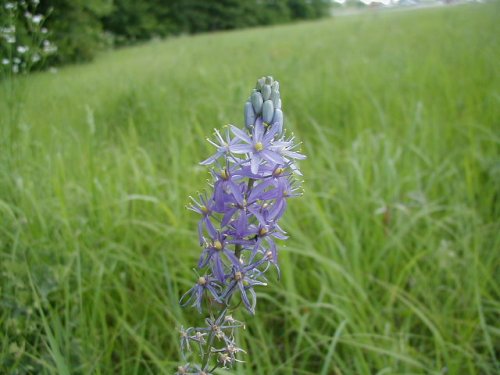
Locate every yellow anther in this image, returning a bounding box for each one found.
[220,169,229,180]
[259,227,268,236]
[201,205,209,214]
[254,142,264,152]
[197,276,207,285]
[213,240,223,250]
[274,167,284,176]
[234,271,243,281]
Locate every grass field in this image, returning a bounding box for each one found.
[1,2,499,374]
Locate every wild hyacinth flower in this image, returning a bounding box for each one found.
[177,76,305,373]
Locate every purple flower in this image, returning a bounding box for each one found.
[198,232,240,282]
[200,128,242,165]
[222,263,268,314]
[178,76,305,372]
[187,193,217,245]
[179,275,222,313]
[230,119,285,174]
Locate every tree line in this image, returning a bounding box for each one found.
[2,0,330,67]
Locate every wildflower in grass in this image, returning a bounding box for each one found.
[177,76,305,372]
[200,128,242,165]
[187,193,217,245]
[1,0,57,78]
[180,275,222,313]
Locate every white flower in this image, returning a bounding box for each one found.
[41,27,48,34]
[2,58,9,65]
[17,45,29,54]
[5,2,16,10]
[12,64,19,74]
[43,40,57,54]
[31,53,41,63]
[32,14,43,24]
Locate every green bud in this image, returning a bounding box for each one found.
[244,101,255,129]
[272,108,283,134]
[256,77,265,90]
[251,91,263,114]
[262,84,271,100]
[271,89,280,107]
[262,100,274,123]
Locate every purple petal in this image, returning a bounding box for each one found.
[263,123,280,144]
[221,207,237,227]
[213,255,225,282]
[200,152,221,165]
[238,282,254,314]
[230,144,253,153]
[283,150,306,160]
[250,154,261,174]
[204,217,217,238]
[248,179,274,202]
[261,149,285,164]
[228,181,244,206]
[231,125,252,143]
[254,120,264,143]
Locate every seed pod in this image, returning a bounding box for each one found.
[262,100,274,123]
[262,84,271,100]
[270,89,280,107]
[272,108,283,135]
[244,101,255,129]
[251,91,263,114]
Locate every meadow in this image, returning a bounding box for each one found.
[1,2,499,374]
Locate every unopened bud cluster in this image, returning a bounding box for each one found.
[177,76,305,374]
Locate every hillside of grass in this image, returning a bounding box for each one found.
[1,3,499,374]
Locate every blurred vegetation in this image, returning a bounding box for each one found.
[1,0,330,69]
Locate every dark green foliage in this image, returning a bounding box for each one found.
[37,0,113,64]
[2,0,331,65]
[101,0,172,45]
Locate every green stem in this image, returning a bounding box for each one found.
[235,244,242,260]
[201,329,215,369]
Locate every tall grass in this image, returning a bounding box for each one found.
[1,3,499,374]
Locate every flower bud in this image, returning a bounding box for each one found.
[276,98,282,109]
[256,77,265,90]
[262,100,274,123]
[270,89,280,107]
[272,108,283,135]
[244,101,255,129]
[271,81,279,92]
[251,91,263,114]
[262,84,272,101]
[265,76,274,85]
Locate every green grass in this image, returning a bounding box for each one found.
[1,3,499,374]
